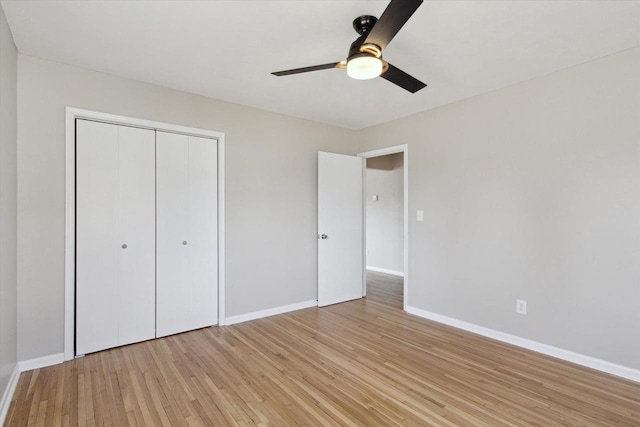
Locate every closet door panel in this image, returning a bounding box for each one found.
[76,120,120,355]
[76,120,156,355]
[156,132,191,337]
[156,132,218,337]
[117,126,156,346]
[187,136,218,328]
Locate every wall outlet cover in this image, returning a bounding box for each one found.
[516,299,527,315]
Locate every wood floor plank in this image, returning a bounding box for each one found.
[5,271,640,426]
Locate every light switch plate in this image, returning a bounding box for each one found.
[417,210,424,221]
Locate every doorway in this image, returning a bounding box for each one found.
[357,145,408,310]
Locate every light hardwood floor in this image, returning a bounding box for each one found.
[6,272,640,426]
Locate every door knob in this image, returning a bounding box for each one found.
[122,244,127,249]
[182,241,188,245]
[320,234,328,239]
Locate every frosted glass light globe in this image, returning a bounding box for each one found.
[347,56,383,80]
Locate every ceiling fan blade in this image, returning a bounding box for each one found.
[271,62,343,76]
[380,62,427,93]
[364,0,423,51]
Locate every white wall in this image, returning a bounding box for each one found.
[357,47,640,369]
[16,55,356,361]
[0,2,18,415]
[366,153,403,273]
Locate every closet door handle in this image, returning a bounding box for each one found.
[122,244,128,249]
[182,241,188,245]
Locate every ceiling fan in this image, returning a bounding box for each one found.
[271,0,426,93]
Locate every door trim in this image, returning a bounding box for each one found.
[64,107,226,360]
[357,144,408,311]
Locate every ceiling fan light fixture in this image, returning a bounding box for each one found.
[271,0,427,92]
[347,55,383,80]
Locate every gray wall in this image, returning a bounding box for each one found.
[366,153,404,273]
[0,3,18,406]
[17,55,356,361]
[13,45,640,371]
[357,47,640,369]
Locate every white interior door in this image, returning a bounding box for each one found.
[156,132,218,337]
[76,120,156,355]
[317,152,364,307]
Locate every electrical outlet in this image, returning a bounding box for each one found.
[516,299,527,315]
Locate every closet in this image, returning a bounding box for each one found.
[75,119,218,355]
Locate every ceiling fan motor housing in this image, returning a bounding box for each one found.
[348,36,368,60]
[349,15,383,63]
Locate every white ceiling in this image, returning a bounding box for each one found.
[2,1,639,129]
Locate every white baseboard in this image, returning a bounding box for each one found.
[18,353,65,372]
[225,300,317,326]
[0,364,20,425]
[406,306,640,383]
[366,266,404,277]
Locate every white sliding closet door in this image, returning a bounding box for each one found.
[76,120,156,355]
[156,132,218,337]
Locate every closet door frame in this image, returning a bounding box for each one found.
[63,107,226,361]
